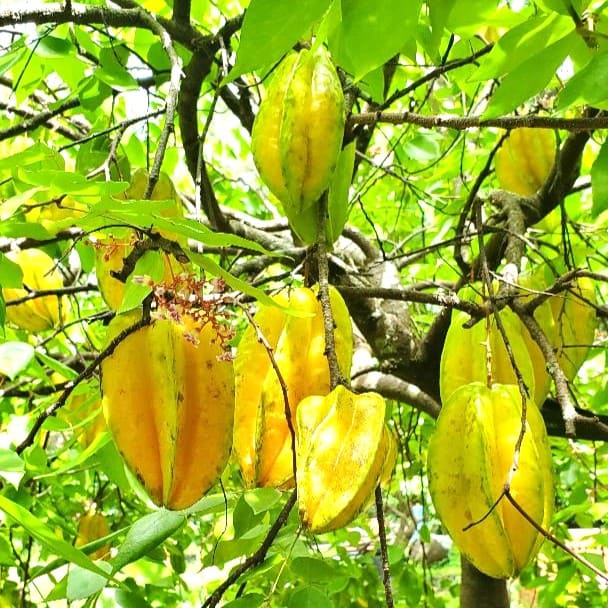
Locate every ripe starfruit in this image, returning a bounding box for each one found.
[440,302,537,406]
[251,46,346,244]
[427,382,554,579]
[101,311,234,510]
[2,248,64,332]
[94,169,189,310]
[549,276,596,382]
[495,128,556,196]
[519,267,596,383]
[76,512,111,560]
[233,286,352,489]
[296,385,392,534]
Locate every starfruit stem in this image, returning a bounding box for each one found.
[315,192,347,391]
[375,486,394,608]
[504,491,608,583]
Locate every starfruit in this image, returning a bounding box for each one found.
[519,267,596,382]
[75,512,111,560]
[233,286,352,489]
[94,169,189,310]
[427,382,554,579]
[550,276,596,381]
[251,46,346,243]
[2,248,64,332]
[101,311,234,510]
[296,385,392,534]
[495,128,556,197]
[440,297,537,405]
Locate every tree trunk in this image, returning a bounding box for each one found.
[460,557,509,608]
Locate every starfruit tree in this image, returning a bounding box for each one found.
[0,1,607,607]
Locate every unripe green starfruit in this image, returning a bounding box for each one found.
[251,46,346,243]
[427,382,554,579]
[296,385,392,534]
[233,285,353,489]
[495,128,556,197]
[2,248,64,332]
[101,311,234,510]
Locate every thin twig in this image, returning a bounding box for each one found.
[315,194,346,390]
[375,486,394,608]
[201,490,297,608]
[15,314,150,454]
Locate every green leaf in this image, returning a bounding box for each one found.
[66,560,112,601]
[482,33,576,118]
[223,594,266,608]
[118,250,166,313]
[290,556,338,583]
[36,34,74,58]
[227,0,331,82]
[110,510,186,571]
[0,40,26,74]
[0,342,35,379]
[428,0,457,49]
[233,495,256,538]
[402,132,441,162]
[113,588,152,608]
[184,493,230,517]
[591,138,608,216]
[0,254,23,288]
[557,51,608,110]
[78,74,113,110]
[243,488,283,514]
[0,449,25,489]
[0,534,16,567]
[0,496,109,577]
[0,142,63,173]
[287,585,332,608]
[189,252,283,309]
[95,47,138,91]
[0,187,45,222]
[329,0,422,79]
[471,13,573,81]
[0,221,53,240]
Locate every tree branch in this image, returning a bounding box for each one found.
[349,110,608,131]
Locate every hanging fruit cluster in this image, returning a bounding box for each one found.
[233,286,353,489]
[94,169,190,310]
[495,128,556,196]
[2,248,65,332]
[431,273,596,578]
[234,285,396,532]
[100,276,235,510]
[251,46,349,245]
